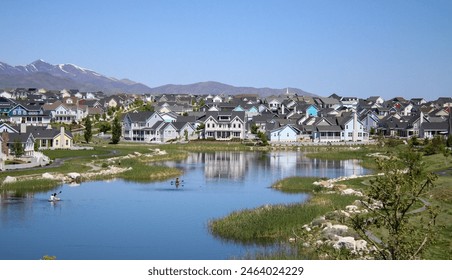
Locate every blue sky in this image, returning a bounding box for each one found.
[1,0,451,99]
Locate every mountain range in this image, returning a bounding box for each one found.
[0,59,317,97]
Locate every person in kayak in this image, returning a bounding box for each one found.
[49,192,58,201]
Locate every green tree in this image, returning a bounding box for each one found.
[251,124,259,134]
[12,139,24,157]
[111,116,121,144]
[447,135,452,148]
[257,131,268,146]
[84,117,92,143]
[99,122,111,134]
[184,129,189,141]
[351,148,438,260]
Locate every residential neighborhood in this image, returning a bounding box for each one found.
[0,87,451,162]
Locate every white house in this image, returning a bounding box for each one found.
[203,111,246,140]
[340,112,368,142]
[268,125,300,142]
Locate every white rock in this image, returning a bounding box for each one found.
[341,188,356,195]
[346,205,359,212]
[355,240,368,252]
[42,173,54,179]
[67,172,81,179]
[3,176,17,183]
[333,236,355,250]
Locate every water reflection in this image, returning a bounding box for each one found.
[0,151,369,260]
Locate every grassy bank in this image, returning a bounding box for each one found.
[0,143,189,193]
[209,176,358,245]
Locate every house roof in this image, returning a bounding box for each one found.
[124,111,155,122]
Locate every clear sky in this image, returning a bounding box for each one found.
[1,0,451,99]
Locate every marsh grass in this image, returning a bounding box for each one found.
[209,193,357,245]
[1,179,62,195]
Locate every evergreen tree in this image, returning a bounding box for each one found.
[84,117,92,143]
[111,116,121,144]
[12,139,24,157]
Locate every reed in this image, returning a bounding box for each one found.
[209,188,357,245]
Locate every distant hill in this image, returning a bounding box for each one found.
[0,60,317,97]
[148,81,317,97]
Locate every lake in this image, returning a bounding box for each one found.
[0,151,369,260]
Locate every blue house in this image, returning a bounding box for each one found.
[8,103,51,125]
[268,124,300,142]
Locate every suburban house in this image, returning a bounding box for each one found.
[268,124,301,142]
[4,130,35,157]
[43,101,88,124]
[122,111,196,143]
[203,111,246,140]
[122,111,165,142]
[8,102,51,125]
[27,125,73,149]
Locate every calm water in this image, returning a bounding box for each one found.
[0,151,369,260]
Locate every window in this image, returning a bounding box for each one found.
[55,140,59,146]
[348,132,353,137]
[287,133,289,137]
[66,140,69,146]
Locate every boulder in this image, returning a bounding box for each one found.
[67,172,81,180]
[322,224,349,237]
[3,176,17,184]
[355,240,368,252]
[341,188,364,196]
[42,173,55,179]
[333,236,355,250]
[345,205,359,212]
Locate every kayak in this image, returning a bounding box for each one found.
[48,198,61,202]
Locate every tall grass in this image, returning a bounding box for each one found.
[209,193,357,245]
[1,179,62,195]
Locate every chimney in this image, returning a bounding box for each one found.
[420,111,424,138]
[60,126,65,148]
[20,123,27,134]
[352,111,358,142]
[282,104,285,115]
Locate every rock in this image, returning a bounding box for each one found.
[288,237,296,243]
[345,205,359,212]
[322,222,333,229]
[333,236,355,250]
[341,188,355,195]
[3,176,17,184]
[340,210,351,217]
[355,240,368,252]
[67,172,81,180]
[322,224,349,237]
[341,188,364,196]
[42,173,54,179]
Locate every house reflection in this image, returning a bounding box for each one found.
[204,151,248,180]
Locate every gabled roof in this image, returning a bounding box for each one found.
[270,124,301,134]
[204,111,246,122]
[27,126,73,139]
[124,111,155,122]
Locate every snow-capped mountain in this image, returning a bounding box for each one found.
[0,59,152,94]
[1,59,317,96]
